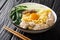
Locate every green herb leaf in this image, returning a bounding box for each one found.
[10,5,27,25]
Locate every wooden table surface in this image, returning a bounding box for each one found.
[0,0,60,40]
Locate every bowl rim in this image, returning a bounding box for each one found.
[10,2,57,31]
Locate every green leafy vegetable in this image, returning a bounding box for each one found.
[10,5,27,25]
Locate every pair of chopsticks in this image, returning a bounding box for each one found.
[3,26,31,40]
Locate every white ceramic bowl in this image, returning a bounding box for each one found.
[11,3,57,33]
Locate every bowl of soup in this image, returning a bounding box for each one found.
[10,3,57,33]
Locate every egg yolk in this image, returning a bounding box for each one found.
[30,13,39,20]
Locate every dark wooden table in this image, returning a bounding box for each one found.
[0,0,60,40]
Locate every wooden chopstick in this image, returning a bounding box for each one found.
[3,26,31,40]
